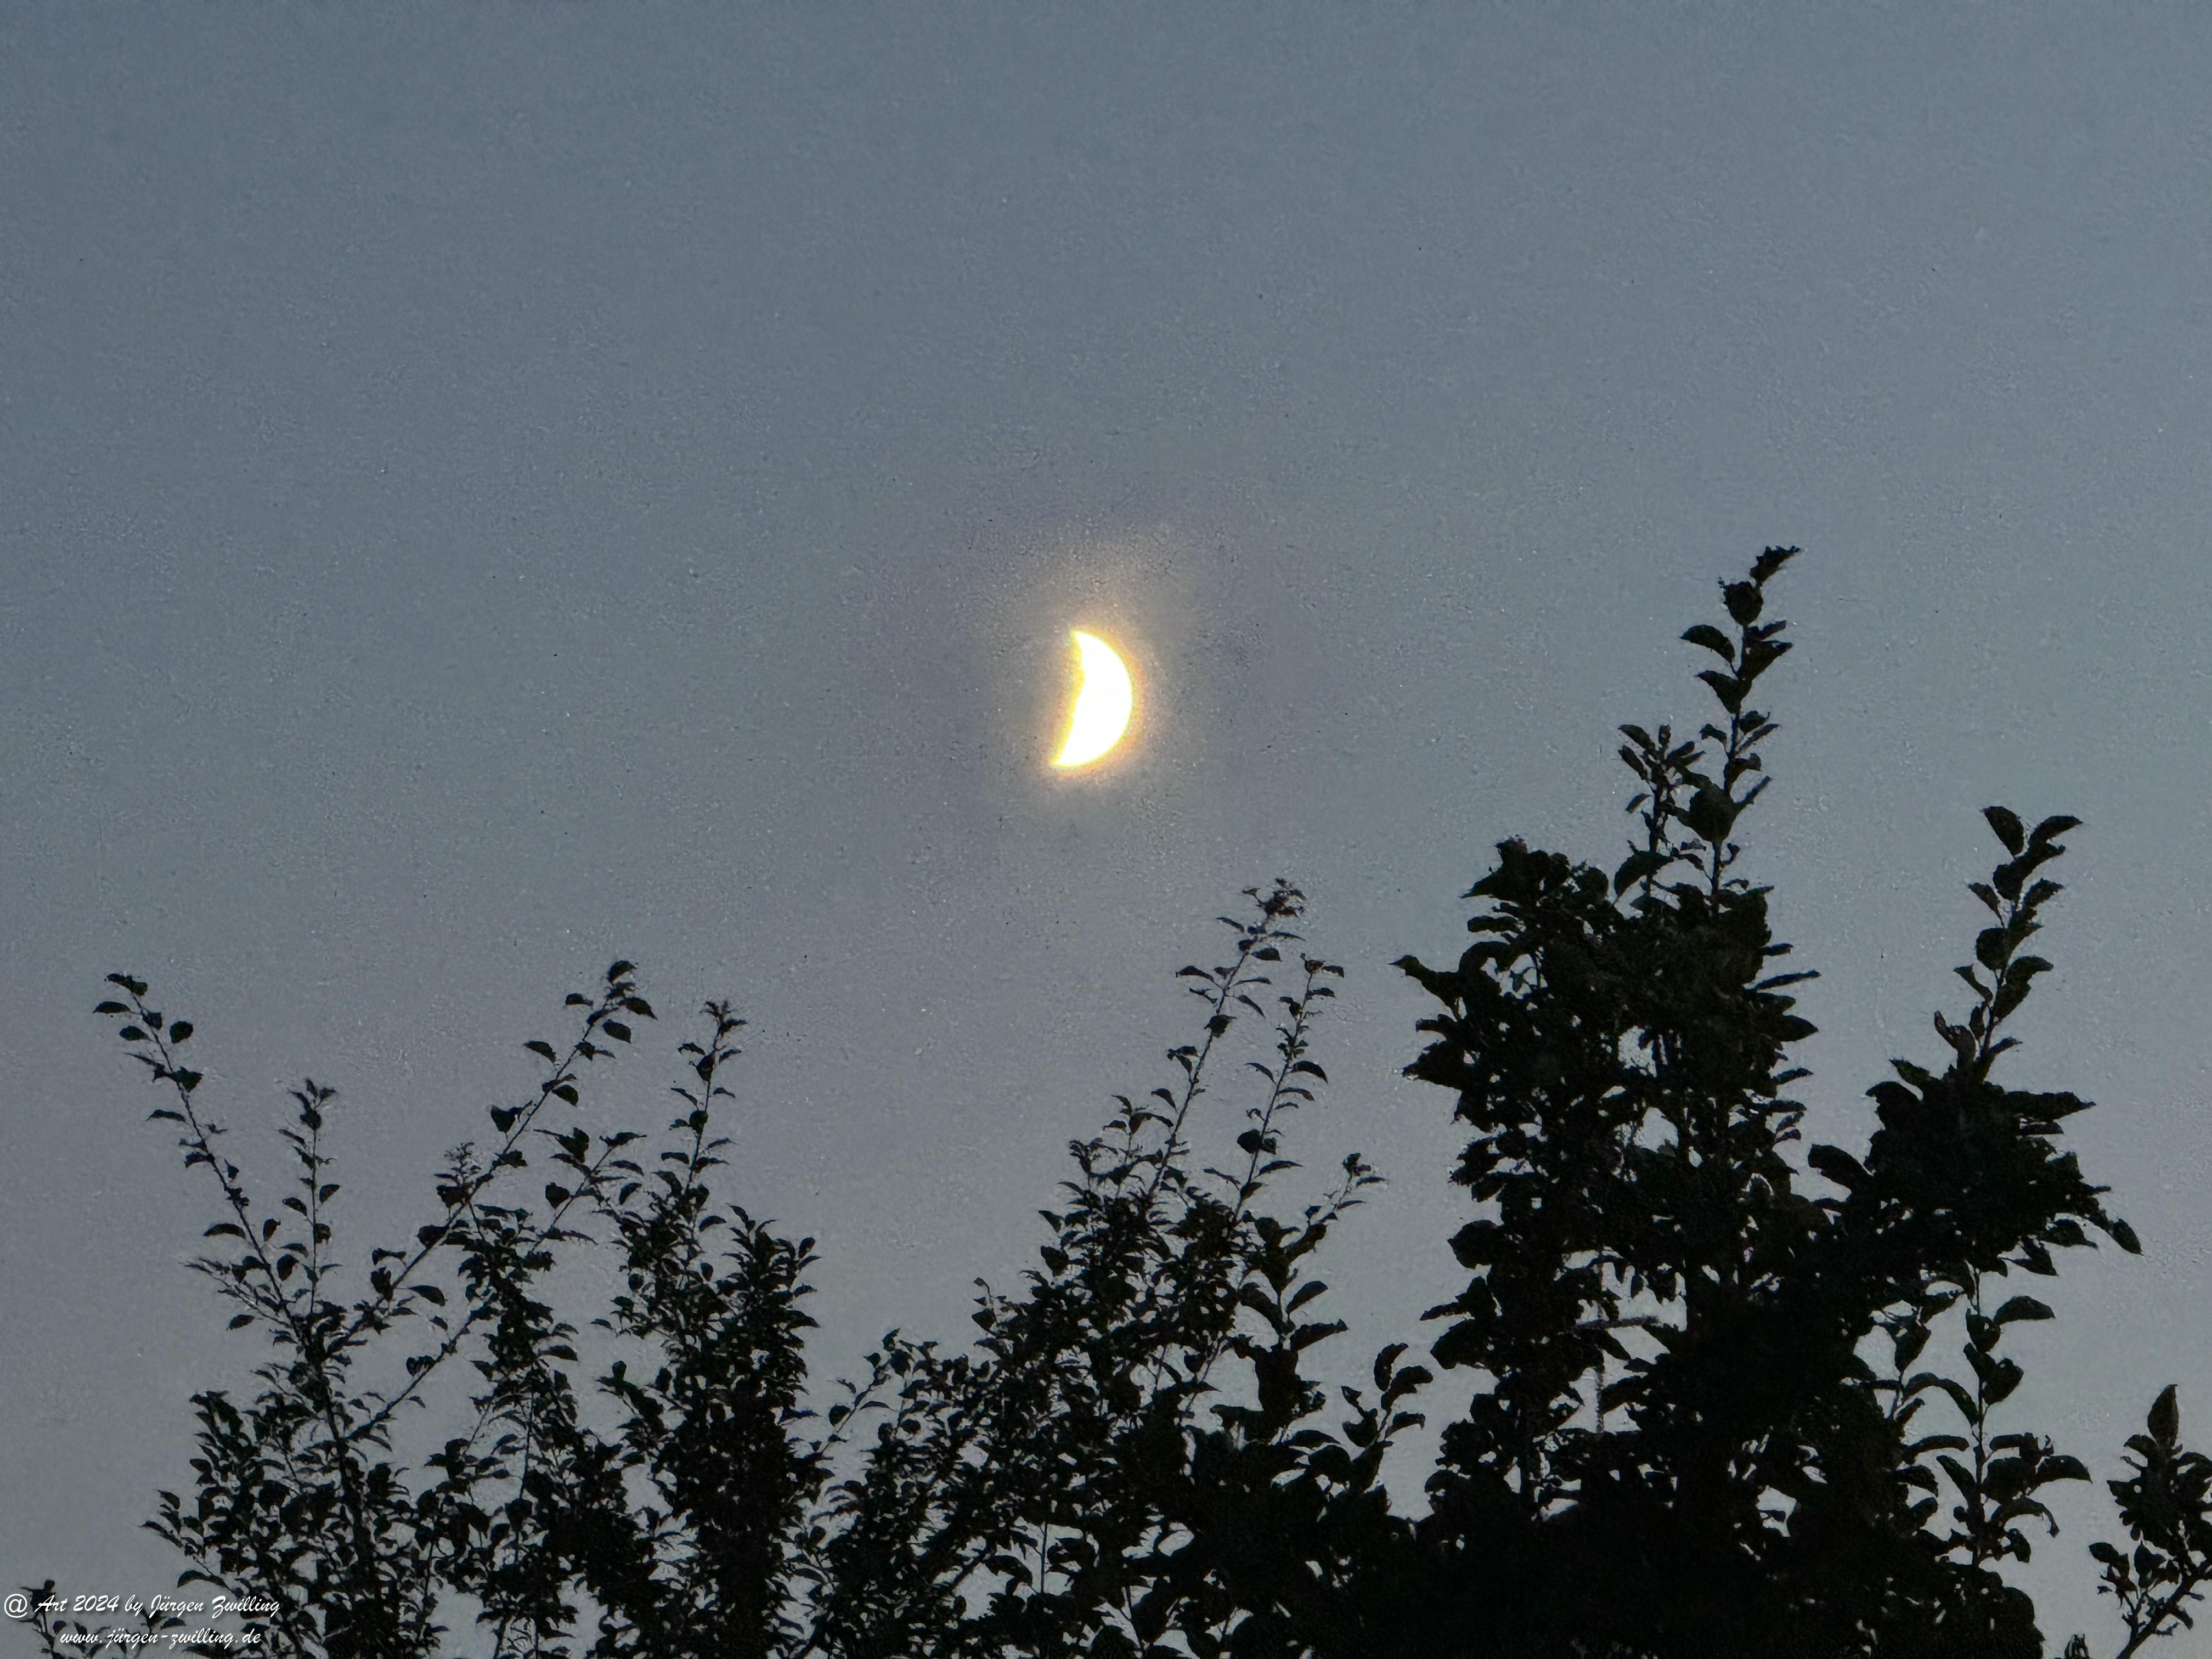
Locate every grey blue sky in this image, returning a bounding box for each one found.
[5,8,2210,1648]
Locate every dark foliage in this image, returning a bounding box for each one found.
[27,551,2209,1658]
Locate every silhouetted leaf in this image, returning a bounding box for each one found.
[2148,1384,2181,1448]
[1750,545,1798,583]
[1695,668,1745,713]
[2029,814,2082,848]
[1681,623,1735,662]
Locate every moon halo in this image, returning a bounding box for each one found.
[1052,630,1135,769]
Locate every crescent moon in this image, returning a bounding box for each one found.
[1052,630,1134,768]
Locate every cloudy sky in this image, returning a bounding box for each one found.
[5,7,2210,1647]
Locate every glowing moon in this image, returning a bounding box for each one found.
[1052,630,1133,768]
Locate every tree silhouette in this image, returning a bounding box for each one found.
[1375,549,2154,1658]
[25,550,2211,1658]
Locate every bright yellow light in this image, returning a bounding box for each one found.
[1052,630,1133,768]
